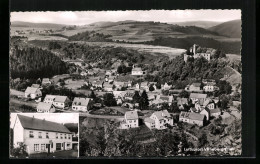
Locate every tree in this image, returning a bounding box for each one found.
[132,91,141,103]
[11,142,28,158]
[90,90,96,99]
[139,90,149,110]
[149,85,155,91]
[179,90,190,98]
[198,133,208,147]
[156,82,161,89]
[103,93,117,106]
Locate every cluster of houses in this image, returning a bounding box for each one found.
[120,110,174,130]
[185,79,219,92]
[184,44,215,62]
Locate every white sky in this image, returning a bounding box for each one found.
[10,113,79,128]
[10,10,241,25]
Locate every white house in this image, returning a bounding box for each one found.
[189,93,207,104]
[162,83,172,90]
[203,85,219,92]
[131,67,145,76]
[179,111,205,127]
[37,102,56,113]
[41,78,52,85]
[13,114,73,155]
[120,111,139,129]
[72,97,92,112]
[103,83,114,92]
[185,83,202,92]
[210,108,222,117]
[53,96,70,109]
[43,95,57,104]
[24,87,42,99]
[146,110,173,130]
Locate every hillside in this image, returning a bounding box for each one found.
[61,21,222,42]
[208,20,241,38]
[11,21,66,29]
[170,21,221,28]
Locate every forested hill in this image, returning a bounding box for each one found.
[10,47,69,79]
[68,31,112,42]
[143,37,241,54]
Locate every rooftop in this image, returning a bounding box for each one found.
[73,97,91,106]
[25,87,39,94]
[190,93,207,99]
[17,114,71,133]
[125,111,138,120]
[37,102,53,111]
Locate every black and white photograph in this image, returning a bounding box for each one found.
[10,10,242,157]
[9,113,79,158]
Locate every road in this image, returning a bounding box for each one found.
[10,98,37,108]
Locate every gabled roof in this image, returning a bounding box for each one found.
[44,95,57,100]
[17,114,71,133]
[210,108,221,113]
[132,67,142,71]
[42,78,50,82]
[54,96,68,103]
[191,83,201,87]
[31,84,40,88]
[190,93,207,99]
[177,98,188,105]
[125,111,138,120]
[37,102,53,111]
[25,87,39,94]
[73,97,91,106]
[188,112,205,121]
[144,117,155,124]
[153,110,171,120]
[141,81,149,87]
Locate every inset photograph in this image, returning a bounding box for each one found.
[10,113,79,158]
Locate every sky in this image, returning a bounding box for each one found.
[10,113,79,128]
[11,10,241,26]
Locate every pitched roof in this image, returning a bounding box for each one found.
[73,97,91,106]
[141,81,149,87]
[177,98,188,105]
[190,93,207,99]
[42,78,50,82]
[31,84,40,88]
[54,96,68,103]
[44,95,57,100]
[37,102,53,111]
[17,114,71,133]
[159,95,173,102]
[210,108,221,113]
[191,83,201,87]
[132,67,142,71]
[153,110,171,120]
[144,117,155,124]
[25,87,39,94]
[188,112,205,121]
[125,111,138,120]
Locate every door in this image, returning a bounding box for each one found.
[56,143,61,150]
[46,144,50,154]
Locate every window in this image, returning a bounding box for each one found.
[41,144,45,151]
[56,133,58,139]
[68,135,71,139]
[38,132,42,138]
[46,133,49,138]
[29,131,34,138]
[65,134,67,139]
[60,134,63,139]
[34,144,39,151]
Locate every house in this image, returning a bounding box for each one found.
[42,78,52,85]
[31,84,40,89]
[146,110,173,129]
[185,83,202,92]
[210,108,222,117]
[37,102,56,113]
[177,98,188,110]
[113,91,126,99]
[43,95,57,104]
[72,97,92,112]
[92,81,103,88]
[144,117,155,129]
[53,96,70,109]
[114,81,125,89]
[123,91,135,101]
[136,81,149,91]
[203,99,215,110]
[151,95,173,108]
[120,111,139,129]
[162,83,172,90]
[203,85,219,92]
[24,87,42,99]
[202,79,216,85]
[80,71,88,76]
[103,83,114,92]
[200,108,210,121]
[179,111,205,127]
[189,93,207,104]
[13,114,73,155]
[131,67,145,76]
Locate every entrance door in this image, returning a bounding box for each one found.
[56,143,61,150]
[46,144,50,153]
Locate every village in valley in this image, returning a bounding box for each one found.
[10,10,242,157]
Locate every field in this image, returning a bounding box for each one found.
[74,41,186,59]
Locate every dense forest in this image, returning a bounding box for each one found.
[144,54,229,85]
[10,46,69,79]
[143,37,241,54]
